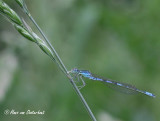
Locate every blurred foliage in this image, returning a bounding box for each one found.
[0,0,159,121]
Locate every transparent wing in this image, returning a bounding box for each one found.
[102,79,138,94]
[91,74,155,97]
[102,79,155,97]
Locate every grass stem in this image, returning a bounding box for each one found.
[20,1,97,121]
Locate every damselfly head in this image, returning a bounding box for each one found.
[71,68,79,73]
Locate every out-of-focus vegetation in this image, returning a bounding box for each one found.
[0,0,159,121]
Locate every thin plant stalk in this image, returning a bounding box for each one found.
[14,0,97,120]
[26,6,97,121]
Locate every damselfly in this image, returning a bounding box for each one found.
[68,68,155,98]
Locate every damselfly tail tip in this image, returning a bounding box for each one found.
[145,92,156,98]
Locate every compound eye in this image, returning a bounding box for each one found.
[75,68,78,71]
[73,68,78,73]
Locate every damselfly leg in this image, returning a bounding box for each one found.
[68,70,86,89]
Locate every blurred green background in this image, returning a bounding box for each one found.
[0,0,159,121]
